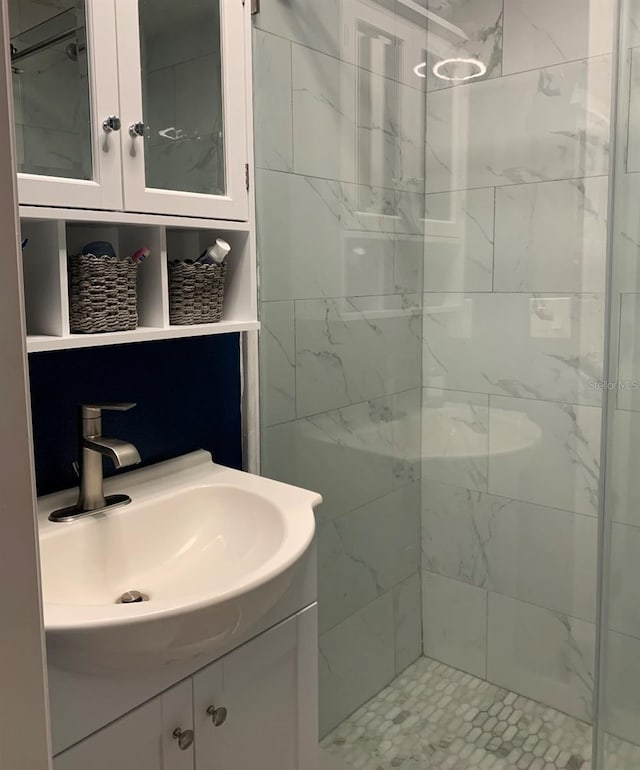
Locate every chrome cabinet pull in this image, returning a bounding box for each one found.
[129,121,145,138]
[102,115,121,132]
[172,728,194,751]
[206,705,228,726]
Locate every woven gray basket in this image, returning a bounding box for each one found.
[68,254,138,334]
[168,262,227,325]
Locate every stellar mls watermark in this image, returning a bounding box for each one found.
[589,379,640,391]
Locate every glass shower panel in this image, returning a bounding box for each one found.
[253,0,427,742]
[595,0,640,766]
[254,0,615,768]
[9,0,92,180]
[137,0,226,196]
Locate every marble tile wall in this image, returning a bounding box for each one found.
[254,0,427,738]
[420,0,614,729]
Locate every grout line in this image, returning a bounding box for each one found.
[422,475,599,523]
[421,569,597,630]
[491,186,497,293]
[255,164,611,197]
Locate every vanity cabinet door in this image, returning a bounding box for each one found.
[53,697,163,770]
[193,606,319,770]
[53,680,196,770]
[115,0,249,221]
[192,659,224,770]
[10,0,123,210]
[161,679,196,770]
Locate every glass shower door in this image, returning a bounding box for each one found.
[595,0,640,766]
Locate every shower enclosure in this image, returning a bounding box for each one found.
[253,0,640,767]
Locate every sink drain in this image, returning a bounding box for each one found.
[116,590,149,604]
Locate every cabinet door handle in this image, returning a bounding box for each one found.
[172,728,194,751]
[102,115,121,132]
[129,121,146,138]
[206,705,228,726]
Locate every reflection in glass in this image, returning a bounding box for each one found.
[138,0,225,197]
[9,0,92,181]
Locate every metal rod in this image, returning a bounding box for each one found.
[11,27,84,64]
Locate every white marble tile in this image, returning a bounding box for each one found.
[291,44,354,183]
[254,0,342,59]
[613,172,640,293]
[319,592,396,737]
[629,0,640,48]
[292,43,425,190]
[425,0,503,91]
[319,749,351,770]
[261,399,395,523]
[487,593,595,722]
[393,573,422,675]
[487,395,601,517]
[295,295,422,416]
[422,388,489,492]
[318,484,420,634]
[259,301,296,427]
[393,235,424,294]
[625,48,640,174]
[422,571,488,678]
[607,408,640,527]
[617,293,640,411]
[343,3,424,89]
[602,630,640,746]
[252,29,293,172]
[424,188,494,292]
[391,388,422,488]
[395,190,427,237]
[422,480,598,622]
[608,522,640,639]
[256,170,402,302]
[425,55,611,193]
[422,293,605,406]
[503,0,615,75]
[494,177,608,293]
[256,171,343,301]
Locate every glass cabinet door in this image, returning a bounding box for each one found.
[116,0,249,221]
[9,0,122,209]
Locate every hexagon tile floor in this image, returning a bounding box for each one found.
[321,657,640,770]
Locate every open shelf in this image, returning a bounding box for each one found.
[26,321,259,353]
[20,214,258,353]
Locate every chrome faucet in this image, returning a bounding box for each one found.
[49,403,142,523]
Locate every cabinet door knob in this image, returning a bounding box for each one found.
[206,705,228,726]
[129,121,146,138]
[172,727,194,751]
[102,115,121,132]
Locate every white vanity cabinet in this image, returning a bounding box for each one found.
[52,681,193,770]
[53,606,319,770]
[10,0,249,220]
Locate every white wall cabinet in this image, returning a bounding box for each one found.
[53,607,319,770]
[11,0,249,221]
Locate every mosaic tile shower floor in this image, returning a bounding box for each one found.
[322,657,640,770]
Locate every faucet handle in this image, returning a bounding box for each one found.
[80,402,137,418]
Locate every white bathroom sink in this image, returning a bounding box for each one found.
[37,451,321,674]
